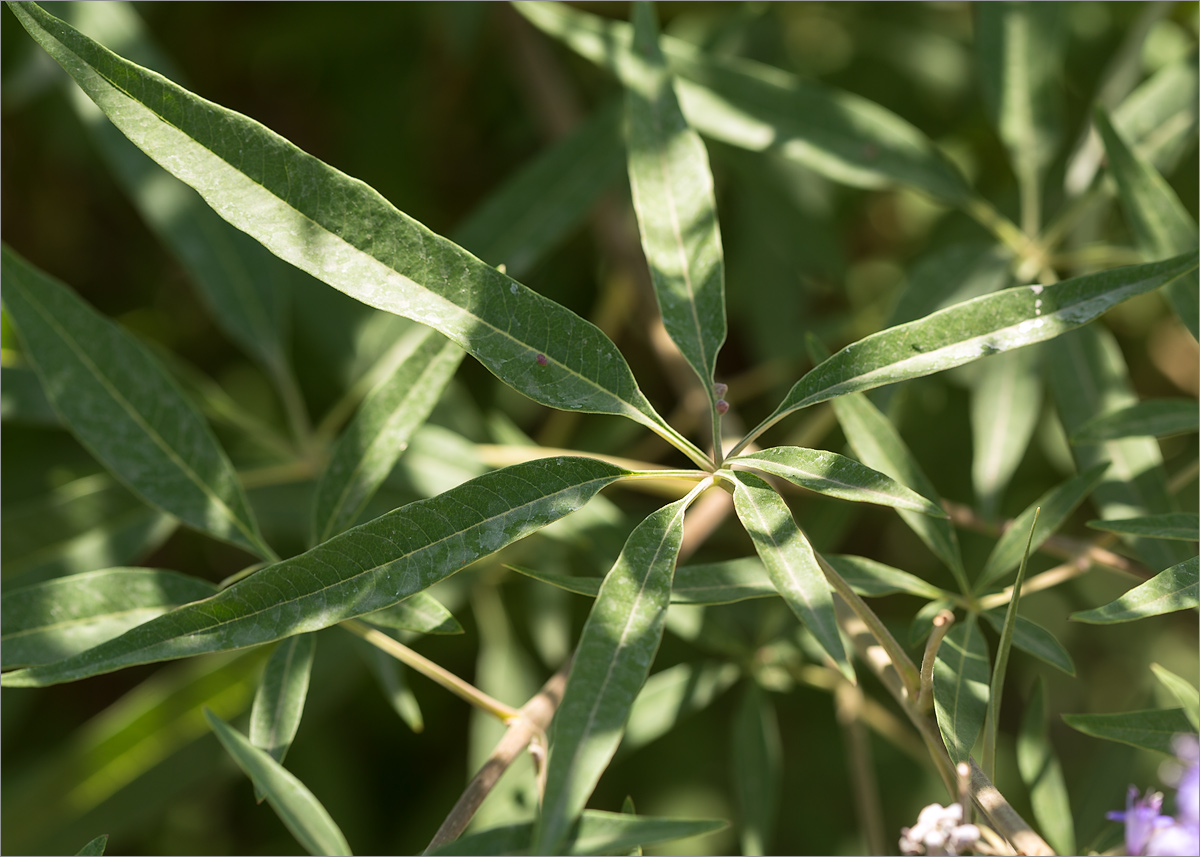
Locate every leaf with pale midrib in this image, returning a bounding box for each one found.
[1,457,626,688]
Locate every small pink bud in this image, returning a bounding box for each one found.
[716,399,729,415]
[713,382,728,398]
[535,353,548,366]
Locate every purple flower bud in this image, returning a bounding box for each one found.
[716,399,729,415]
[713,382,728,398]
[535,353,548,366]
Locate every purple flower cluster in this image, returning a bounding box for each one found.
[1108,735,1199,856]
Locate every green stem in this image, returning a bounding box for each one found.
[916,609,956,714]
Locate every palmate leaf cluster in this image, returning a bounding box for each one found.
[1,2,1197,855]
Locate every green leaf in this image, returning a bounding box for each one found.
[731,681,781,856]
[824,555,949,600]
[1,457,626,687]
[1070,557,1199,624]
[312,327,464,543]
[980,610,1075,676]
[451,99,625,279]
[970,348,1042,519]
[1047,325,1187,571]
[729,446,947,518]
[510,558,777,605]
[746,253,1198,444]
[622,662,739,753]
[2,246,273,558]
[1087,513,1199,542]
[516,2,972,204]
[250,634,316,768]
[976,463,1109,591]
[1072,399,1199,443]
[1062,708,1195,756]
[534,492,695,855]
[355,639,423,733]
[7,3,700,462]
[827,390,967,590]
[1,567,218,669]
[428,810,727,857]
[729,471,853,682]
[1151,664,1200,731]
[977,3,1064,230]
[933,615,990,765]
[1095,107,1199,339]
[204,710,352,856]
[1017,677,1076,856]
[74,835,108,857]
[1,365,59,426]
[625,2,727,415]
[361,592,463,636]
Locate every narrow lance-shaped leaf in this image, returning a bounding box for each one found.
[1072,399,1199,443]
[1070,557,1199,625]
[625,2,726,419]
[1,568,218,669]
[970,347,1041,520]
[205,710,352,857]
[621,662,739,753]
[312,327,464,543]
[1150,664,1200,731]
[75,835,108,857]
[1,245,272,558]
[980,611,1074,676]
[1062,708,1195,756]
[731,680,781,856]
[250,634,316,768]
[1017,677,1076,856]
[8,2,704,465]
[729,471,853,682]
[534,489,698,854]
[1095,107,1199,339]
[361,592,462,636]
[729,446,947,518]
[933,615,990,765]
[1,457,627,688]
[976,463,1109,592]
[516,1,973,204]
[739,253,1198,449]
[1087,513,1199,542]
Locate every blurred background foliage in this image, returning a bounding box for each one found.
[1,2,1197,854]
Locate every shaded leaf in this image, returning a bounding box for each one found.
[75,835,108,857]
[747,253,1198,443]
[2,246,272,558]
[1017,677,1076,856]
[1062,708,1195,756]
[827,389,966,589]
[510,559,776,605]
[729,472,852,681]
[355,638,423,733]
[0,365,59,426]
[622,662,740,753]
[517,1,972,203]
[1150,664,1200,731]
[626,2,726,408]
[7,3,700,462]
[428,810,726,857]
[250,634,316,768]
[933,615,990,764]
[1,567,218,669]
[729,446,946,517]
[361,592,463,636]
[1,457,626,687]
[970,348,1042,520]
[825,555,948,600]
[731,681,780,856]
[976,463,1109,591]
[312,327,464,543]
[981,610,1075,676]
[534,492,695,854]
[205,710,352,856]
[1070,557,1199,624]
[1086,513,1199,542]
[1072,399,1199,443]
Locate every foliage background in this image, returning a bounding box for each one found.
[1,2,1196,854]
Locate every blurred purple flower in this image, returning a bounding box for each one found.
[1108,735,1200,856]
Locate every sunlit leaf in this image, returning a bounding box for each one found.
[824,555,948,600]
[361,592,463,636]
[1017,677,1075,855]
[1072,399,1199,443]
[7,2,702,462]
[625,2,726,414]
[1070,557,1199,624]
[2,245,272,558]
[729,471,852,682]
[1087,513,1199,542]
[933,615,990,765]
[534,492,694,854]
[205,710,352,856]
[312,327,464,543]
[1,567,218,669]
[250,634,316,769]
[1062,708,1195,756]
[980,610,1074,676]
[622,662,740,753]
[1,457,627,688]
